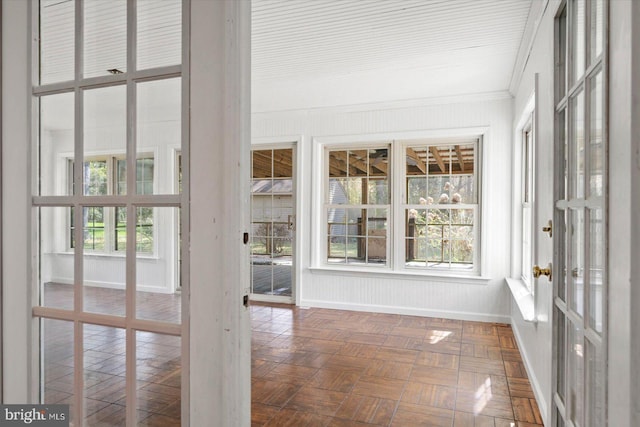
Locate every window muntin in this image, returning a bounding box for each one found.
[70,155,155,253]
[404,143,478,271]
[326,148,389,265]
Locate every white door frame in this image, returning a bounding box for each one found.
[250,137,301,305]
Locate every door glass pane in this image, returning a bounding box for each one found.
[589,71,604,197]
[40,93,74,196]
[558,209,568,302]
[137,0,182,70]
[569,208,585,317]
[83,324,126,426]
[568,325,584,427]
[42,318,75,423]
[572,0,586,83]
[137,207,182,323]
[137,78,181,195]
[556,308,566,403]
[83,207,126,316]
[84,86,126,182]
[39,207,74,310]
[558,6,568,98]
[136,332,181,425]
[590,0,604,61]
[39,0,75,84]
[586,339,604,426]
[559,109,568,200]
[589,207,604,333]
[572,91,585,199]
[84,0,126,78]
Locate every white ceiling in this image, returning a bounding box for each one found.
[252,0,535,112]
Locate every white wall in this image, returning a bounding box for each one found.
[510,2,557,423]
[253,94,514,322]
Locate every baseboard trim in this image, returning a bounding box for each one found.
[511,320,549,425]
[299,299,510,323]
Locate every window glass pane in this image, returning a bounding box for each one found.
[349,150,368,177]
[116,159,127,195]
[39,207,74,311]
[84,86,126,186]
[590,0,604,63]
[572,91,585,199]
[589,207,604,333]
[83,161,108,196]
[137,0,182,70]
[369,148,388,177]
[40,93,74,196]
[586,339,604,425]
[407,177,427,205]
[589,71,604,197]
[568,325,585,427]
[253,150,273,178]
[429,176,456,204]
[42,318,75,423]
[273,149,293,178]
[329,150,348,178]
[40,0,75,84]
[428,146,451,175]
[569,208,585,318]
[136,332,181,424]
[368,179,389,205]
[406,147,428,179]
[558,6,568,98]
[84,0,127,78]
[137,78,181,194]
[83,325,126,426]
[572,0,586,83]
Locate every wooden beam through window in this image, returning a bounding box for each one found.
[454,145,466,172]
[429,146,446,173]
[406,148,426,174]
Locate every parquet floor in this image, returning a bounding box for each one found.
[43,284,543,426]
[251,302,543,427]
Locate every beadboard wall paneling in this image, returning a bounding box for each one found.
[252,95,514,322]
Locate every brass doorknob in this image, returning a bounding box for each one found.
[533,264,552,281]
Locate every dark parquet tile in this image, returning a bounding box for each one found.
[43,285,544,426]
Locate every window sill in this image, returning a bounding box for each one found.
[505,277,536,322]
[309,265,490,284]
[52,251,159,260]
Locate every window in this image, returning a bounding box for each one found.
[322,138,480,274]
[326,147,390,265]
[521,123,534,288]
[404,143,478,271]
[69,155,155,253]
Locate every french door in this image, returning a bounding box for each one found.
[250,146,296,303]
[553,0,607,425]
[33,0,187,425]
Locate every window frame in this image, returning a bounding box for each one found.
[521,116,535,290]
[312,130,486,279]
